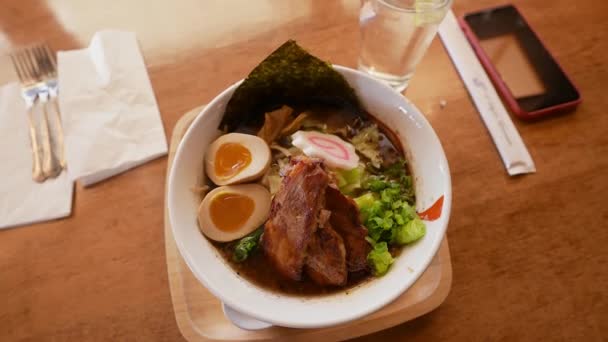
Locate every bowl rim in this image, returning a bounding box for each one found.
[168,65,452,328]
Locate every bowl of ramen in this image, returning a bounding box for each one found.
[168,41,451,328]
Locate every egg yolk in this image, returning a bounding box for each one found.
[209,192,254,232]
[214,143,252,179]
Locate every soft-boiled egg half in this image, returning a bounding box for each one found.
[291,130,359,170]
[198,184,271,242]
[205,133,271,186]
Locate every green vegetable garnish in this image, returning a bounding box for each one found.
[220,40,362,131]
[353,160,426,276]
[366,238,394,276]
[394,217,426,245]
[336,164,366,195]
[354,192,376,217]
[233,228,264,263]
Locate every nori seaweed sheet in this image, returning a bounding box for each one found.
[220,40,362,131]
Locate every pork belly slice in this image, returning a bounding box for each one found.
[261,157,330,281]
[305,224,347,286]
[325,186,371,273]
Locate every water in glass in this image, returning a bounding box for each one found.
[358,0,451,92]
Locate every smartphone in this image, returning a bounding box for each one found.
[459,5,581,120]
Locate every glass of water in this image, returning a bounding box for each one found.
[358,0,452,92]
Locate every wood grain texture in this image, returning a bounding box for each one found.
[164,106,452,342]
[0,0,607,341]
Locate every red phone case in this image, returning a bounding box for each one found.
[458,5,581,120]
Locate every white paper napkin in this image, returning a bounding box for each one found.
[57,30,168,187]
[0,83,74,230]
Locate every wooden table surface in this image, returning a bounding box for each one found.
[1,0,606,340]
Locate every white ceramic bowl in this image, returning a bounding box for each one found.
[168,65,451,329]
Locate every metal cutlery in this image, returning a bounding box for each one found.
[32,45,65,176]
[11,48,45,182]
[10,44,65,182]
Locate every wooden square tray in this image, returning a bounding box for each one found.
[164,106,452,341]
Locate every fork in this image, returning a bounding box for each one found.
[11,44,65,181]
[31,45,66,173]
[10,49,46,182]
